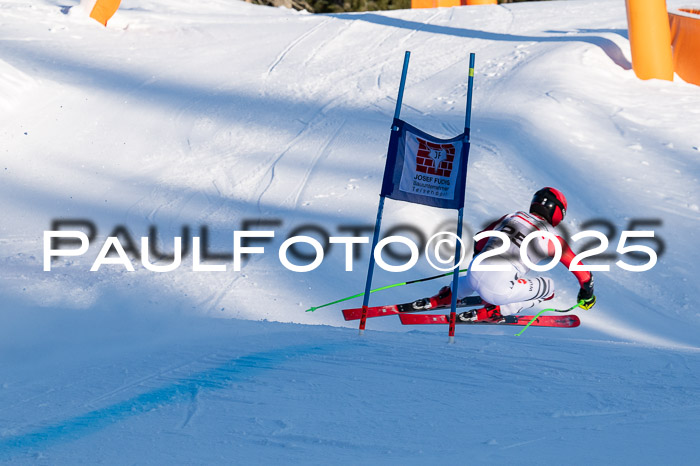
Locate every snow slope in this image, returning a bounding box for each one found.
[1,0,700,463]
[2,309,699,464]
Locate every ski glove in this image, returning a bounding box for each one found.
[577,274,595,310]
[578,294,596,310]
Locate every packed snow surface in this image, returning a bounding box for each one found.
[1,0,699,463]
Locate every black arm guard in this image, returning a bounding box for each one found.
[577,274,594,301]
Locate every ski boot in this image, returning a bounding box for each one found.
[411,285,452,310]
[458,304,502,322]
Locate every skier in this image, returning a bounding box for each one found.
[413,187,596,321]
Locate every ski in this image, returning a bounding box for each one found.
[342,296,483,321]
[399,313,580,328]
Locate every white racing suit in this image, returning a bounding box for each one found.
[456,211,590,316]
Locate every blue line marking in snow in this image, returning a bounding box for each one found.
[0,342,345,459]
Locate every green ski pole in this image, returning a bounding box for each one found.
[305,269,468,312]
[514,301,583,336]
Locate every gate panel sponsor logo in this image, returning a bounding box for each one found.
[399,133,461,200]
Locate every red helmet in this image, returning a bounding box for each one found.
[529,187,567,226]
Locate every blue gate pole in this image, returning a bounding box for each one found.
[448,208,464,343]
[359,51,411,335]
[465,53,475,137]
[448,53,476,344]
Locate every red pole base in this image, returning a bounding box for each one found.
[359,305,368,331]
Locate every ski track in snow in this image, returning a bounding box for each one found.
[395,9,443,47]
[253,111,322,215]
[265,17,333,78]
[298,20,354,71]
[290,118,347,209]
